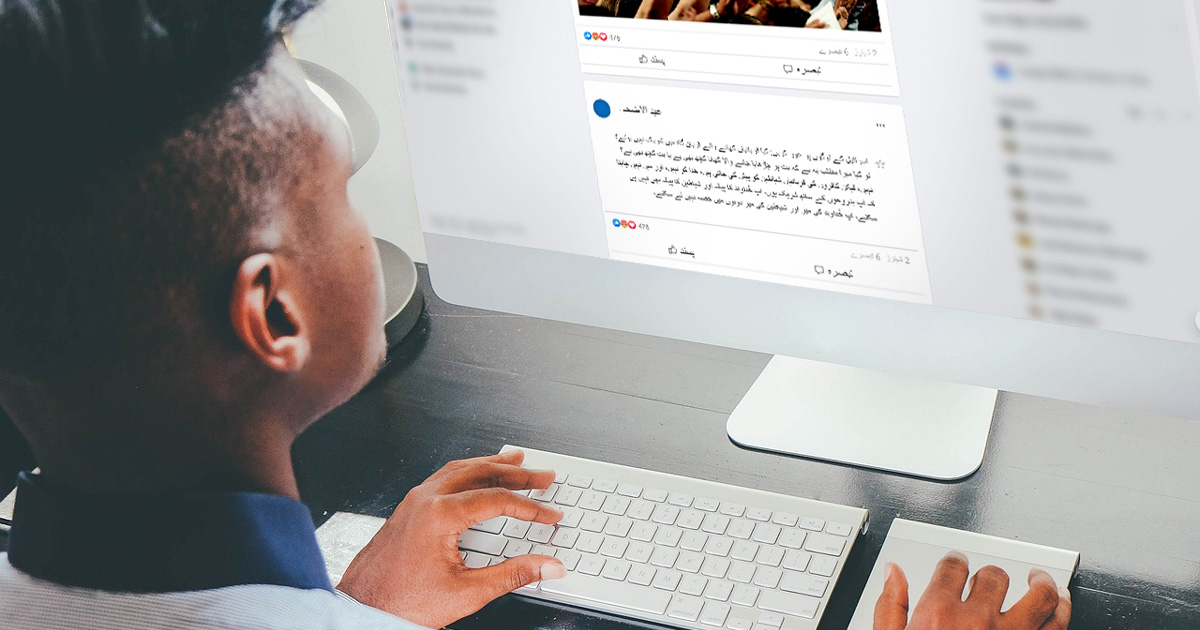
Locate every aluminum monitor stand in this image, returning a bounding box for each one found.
[727,356,998,481]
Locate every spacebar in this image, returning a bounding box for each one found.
[539,573,672,615]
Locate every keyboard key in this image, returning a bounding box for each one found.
[651,547,680,568]
[826,522,855,537]
[678,509,705,530]
[727,615,754,630]
[463,552,491,569]
[703,536,733,557]
[580,513,608,532]
[694,497,721,512]
[702,513,731,535]
[751,523,781,545]
[566,475,593,489]
[459,531,507,556]
[782,550,812,572]
[780,571,829,598]
[527,523,555,544]
[604,517,633,538]
[803,533,846,557]
[778,529,806,549]
[653,569,682,591]
[681,531,709,552]
[746,508,772,522]
[677,551,705,573]
[577,532,604,554]
[470,517,507,535]
[728,519,756,540]
[503,540,533,558]
[502,520,531,539]
[557,549,581,571]
[602,495,631,516]
[551,528,579,549]
[532,544,556,557]
[731,584,760,607]
[577,555,606,576]
[755,546,784,567]
[668,493,695,507]
[654,526,683,548]
[810,555,838,577]
[700,601,731,626]
[617,483,643,498]
[680,574,708,596]
[630,522,658,541]
[602,559,632,581]
[553,471,567,484]
[771,512,798,527]
[652,504,681,525]
[759,590,820,620]
[642,488,669,503]
[600,537,629,558]
[530,486,558,502]
[758,611,785,627]
[731,541,759,562]
[719,503,746,517]
[629,564,657,586]
[559,507,583,528]
[703,579,734,602]
[700,556,730,579]
[541,571,671,615]
[593,479,619,493]
[553,486,583,507]
[627,499,656,521]
[752,567,782,589]
[626,541,654,564]
[667,595,704,622]
[727,561,756,584]
[799,517,825,532]
[579,491,607,512]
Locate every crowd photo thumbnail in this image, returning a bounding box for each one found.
[578,0,883,31]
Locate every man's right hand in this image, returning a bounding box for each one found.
[875,552,1072,629]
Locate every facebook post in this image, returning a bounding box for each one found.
[572,0,899,96]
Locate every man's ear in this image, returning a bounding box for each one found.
[229,254,310,373]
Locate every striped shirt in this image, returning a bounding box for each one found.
[0,472,427,630]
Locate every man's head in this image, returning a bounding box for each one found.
[0,1,387,490]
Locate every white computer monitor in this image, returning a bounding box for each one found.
[386,0,1200,479]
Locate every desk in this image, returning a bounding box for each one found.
[293,265,1200,629]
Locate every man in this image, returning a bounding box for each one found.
[0,2,1069,629]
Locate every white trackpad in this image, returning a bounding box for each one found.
[848,519,1079,629]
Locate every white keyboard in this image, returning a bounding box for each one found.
[458,446,869,630]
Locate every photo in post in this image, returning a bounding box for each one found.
[578,0,883,32]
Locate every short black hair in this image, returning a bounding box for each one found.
[0,0,322,382]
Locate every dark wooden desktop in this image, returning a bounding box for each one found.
[3,265,1198,628]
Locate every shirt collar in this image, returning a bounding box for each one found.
[6,471,332,593]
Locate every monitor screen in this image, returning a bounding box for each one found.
[389,0,1200,346]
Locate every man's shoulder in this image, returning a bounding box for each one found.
[0,554,426,630]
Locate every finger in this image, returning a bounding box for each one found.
[444,487,564,532]
[435,462,556,494]
[965,565,1010,613]
[1003,568,1060,628]
[916,551,971,609]
[1038,587,1072,630]
[429,450,526,481]
[873,563,910,630]
[462,554,565,609]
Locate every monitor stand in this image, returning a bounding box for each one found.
[726,356,998,481]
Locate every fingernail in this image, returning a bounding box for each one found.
[540,562,566,581]
[1059,586,1071,601]
[946,550,967,562]
[1029,567,1051,582]
[884,563,897,580]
